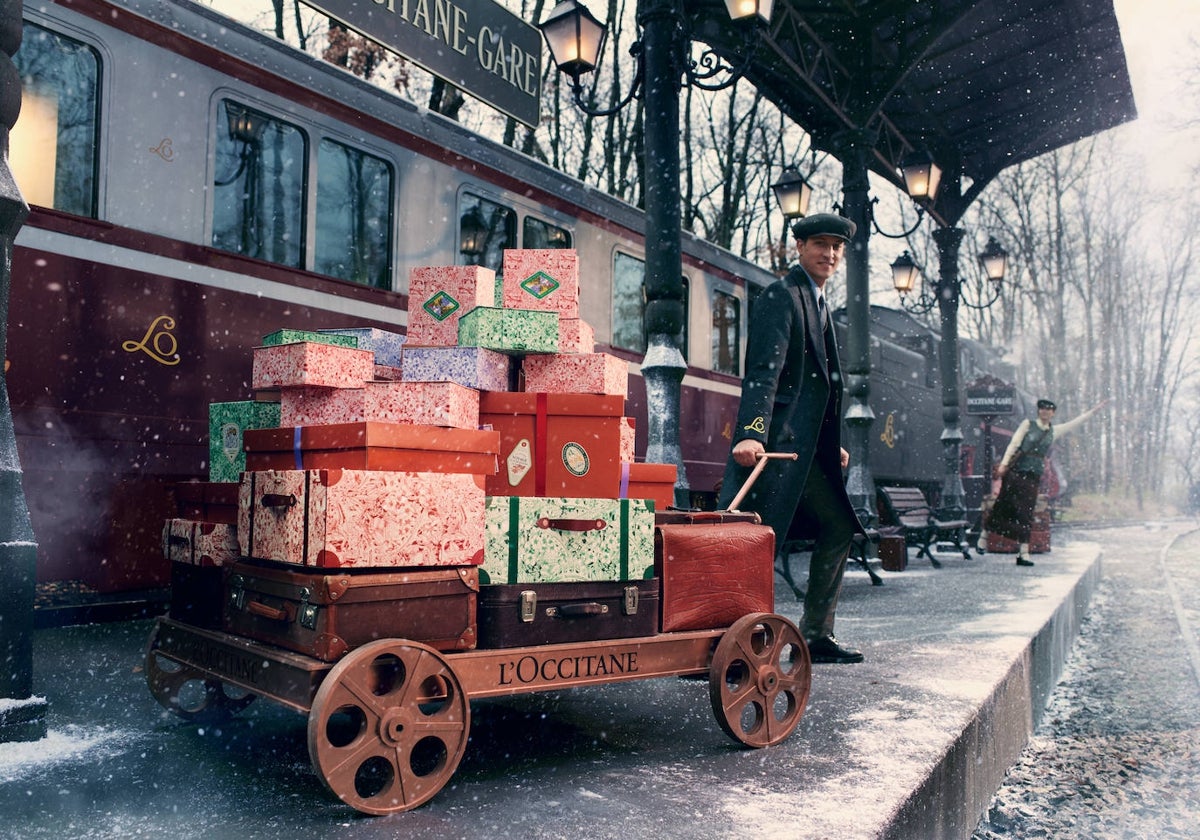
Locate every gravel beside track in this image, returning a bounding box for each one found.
[972,522,1200,839]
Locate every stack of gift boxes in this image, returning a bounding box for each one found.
[163,248,678,654]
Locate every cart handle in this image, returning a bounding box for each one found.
[727,452,798,513]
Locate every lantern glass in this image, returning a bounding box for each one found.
[539,0,607,78]
[460,207,489,259]
[891,251,919,293]
[724,0,774,24]
[900,150,941,202]
[978,237,1008,283]
[771,166,812,219]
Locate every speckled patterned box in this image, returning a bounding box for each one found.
[457,307,559,354]
[280,387,366,427]
[558,318,595,353]
[209,401,282,483]
[522,352,629,397]
[500,249,580,318]
[407,265,496,346]
[319,327,405,368]
[238,468,486,568]
[251,342,375,389]
[401,346,512,391]
[366,381,480,428]
[261,329,358,348]
[620,417,636,462]
[480,496,655,584]
[163,519,239,567]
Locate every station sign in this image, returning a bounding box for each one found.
[304,0,542,127]
[965,376,1015,416]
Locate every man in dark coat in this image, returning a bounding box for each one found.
[717,213,865,664]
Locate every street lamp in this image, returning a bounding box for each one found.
[771,166,812,219]
[978,236,1009,282]
[890,250,919,294]
[539,0,774,506]
[459,207,489,262]
[856,149,943,239]
[893,235,1008,313]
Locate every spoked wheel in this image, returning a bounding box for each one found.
[307,639,470,816]
[709,613,811,747]
[144,627,255,724]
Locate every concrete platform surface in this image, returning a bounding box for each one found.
[2,524,1168,840]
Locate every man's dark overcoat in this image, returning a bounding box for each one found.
[717,264,862,545]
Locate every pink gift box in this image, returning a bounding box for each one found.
[620,417,636,462]
[366,380,480,429]
[163,519,239,567]
[280,387,366,426]
[558,318,595,353]
[373,364,404,381]
[238,468,485,568]
[501,249,580,318]
[251,342,374,389]
[523,352,629,397]
[407,265,495,346]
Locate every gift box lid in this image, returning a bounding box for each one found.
[262,329,358,348]
[479,391,625,418]
[243,421,500,457]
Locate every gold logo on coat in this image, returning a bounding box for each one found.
[743,417,767,434]
[123,315,180,365]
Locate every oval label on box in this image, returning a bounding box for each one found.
[561,442,590,477]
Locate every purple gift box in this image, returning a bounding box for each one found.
[401,346,512,391]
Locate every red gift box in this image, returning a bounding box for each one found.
[621,462,677,510]
[479,391,625,498]
[407,265,495,346]
[244,422,499,475]
[501,249,580,318]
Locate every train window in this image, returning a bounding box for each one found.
[611,252,689,359]
[712,290,740,376]
[10,23,99,216]
[212,100,307,267]
[315,139,393,288]
[522,217,572,249]
[459,193,515,274]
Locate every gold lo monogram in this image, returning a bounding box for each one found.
[743,417,767,434]
[123,315,180,365]
[149,138,175,162]
[880,413,896,448]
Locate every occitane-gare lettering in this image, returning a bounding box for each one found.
[371,0,538,96]
[498,651,640,685]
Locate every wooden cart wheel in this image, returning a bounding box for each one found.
[307,639,470,816]
[144,631,255,724]
[708,613,811,747]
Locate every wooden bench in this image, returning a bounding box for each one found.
[775,506,885,599]
[876,486,970,568]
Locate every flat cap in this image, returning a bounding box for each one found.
[1037,399,1056,410]
[791,213,857,241]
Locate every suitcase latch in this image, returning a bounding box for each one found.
[519,590,537,623]
[516,590,535,624]
[228,574,245,610]
[623,585,639,615]
[298,587,318,630]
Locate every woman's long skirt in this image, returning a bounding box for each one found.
[985,470,1040,542]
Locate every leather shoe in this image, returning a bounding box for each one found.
[805,635,864,664]
[1015,556,1035,567]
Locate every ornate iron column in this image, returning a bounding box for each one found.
[834,130,876,522]
[933,225,966,517]
[636,0,689,506]
[0,0,48,743]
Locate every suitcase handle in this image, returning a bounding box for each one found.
[260,493,298,509]
[245,599,290,622]
[536,517,607,533]
[555,603,607,618]
[727,452,798,512]
[167,535,191,548]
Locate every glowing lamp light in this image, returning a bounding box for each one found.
[10,85,59,207]
[725,0,775,24]
[890,251,919,294]
[899,149,942,203]
[978,236,1009,283]
[771,166,812,219]
[538,0,608,79]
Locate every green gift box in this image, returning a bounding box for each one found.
[208,401,281,482]
[480,496,654,584]
[261,329,358,348]
[457,307,559,355]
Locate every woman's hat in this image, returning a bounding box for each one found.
[1037,399,1056,410]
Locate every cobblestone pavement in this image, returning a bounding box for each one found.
[973,521,1200,839]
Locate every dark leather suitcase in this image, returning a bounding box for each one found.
[653,508,762,526]
[223,561,478,661]
[878,534,907,572]
[654,521,774,632]
[476,578,660,649]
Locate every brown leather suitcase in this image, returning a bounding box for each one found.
[653,509,762,526]
[222,561,478,661]
[654,521,775,632]
[878,534,907,572]
[476,578,660,649]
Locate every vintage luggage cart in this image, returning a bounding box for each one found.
[145,454,809,816]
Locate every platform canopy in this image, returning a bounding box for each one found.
[688,0,1137,225]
